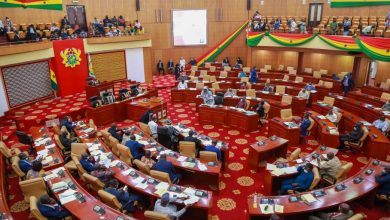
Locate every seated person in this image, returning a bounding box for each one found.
[137,85,144,94]
[325,109,338,123]
[164,120,180,150]
[298,88,309,100]
[148,116,158,139]
[304,83,316,91]
[238,71,247,78]
[222,57,230,66]
[375,166,390,200]
[26,161,45,180]
[224,88,236,97]
[140,109,153,124]
[332,73,340,81]
[119,88,130,100]
[382,100,390,111]
[299,112,311,137]
[373,115,389,133]
[60,116,76,133]
[108,123,123,143]
[236,98,247,109]
[125,135,145,160]
[183,130,202,157]
[154,192,191,219]
[60,130,77,151]
[270,214,281,220]
[130,85,139,97]
[308,203,353,220]
[152,154,181,184]
[280,163,314,194]
[79,153,100,173]
[263,83,273,92]
[90,164,114,184]
[178,73,188,81]
[121,130,131,145]
[254,100,266,118]
[91,96,103,108]
[338,122,364,151]
[200,87,215,105]
[240,82,248,90]
[37,195,70,219]
[18,152,33,174]
[104,179,145,213]
[318,152,341,178]
[214,92,224,105]
[141,150,155,168]
[177,79,188,90]
[204,140,221,161]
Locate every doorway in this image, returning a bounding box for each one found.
[308,3,323,28]
[66,5,88,31]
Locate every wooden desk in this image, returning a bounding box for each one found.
[47,168,132,220]
[0,156,13,220]
[347,91,387,107]
[198,105,259,132]
[361,85,390,97]
[308,111,340,149]
[247,159,388,220]
[30,127,64,171]
[247,137,288,170]
[126,99,167,122]
[268,118,300,147]
[85,81,115,100]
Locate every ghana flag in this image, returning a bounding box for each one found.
[0,0,63,11]
[331,0,390,8]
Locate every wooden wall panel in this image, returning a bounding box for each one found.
[90,51,126,82]
[251,50,299,70]
[302,53,354,75]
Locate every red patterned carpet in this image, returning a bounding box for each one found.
[1,75,389,220]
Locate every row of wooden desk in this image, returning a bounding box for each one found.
[361,85,390,97]
[347,91,387,107]
[247,158,388,220]
[312,102,390,161]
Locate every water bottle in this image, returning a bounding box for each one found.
[253,192,258,208]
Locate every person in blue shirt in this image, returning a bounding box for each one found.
[304,83,316,91]
[263,83,273,92]
[18,152,32,174]
[108,123,123,143]
[60,116,76,133]
[332,73,340,81]
[280,163,314,195]
[238,71,247,78]
[152,154,181,184]
[104,179,145,213]
[250,66,257,83]
[125,135,145,160]
[204,140,221,161]
[375,166,390,199]
[37,195,70,220]
[79,153,99,173]
[300,112,312,138]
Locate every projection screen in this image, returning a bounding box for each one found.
[172,9,207,46]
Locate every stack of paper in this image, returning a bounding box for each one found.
[43,173,58,181]
[184,196,199,205]
[52,181,68,192]
[83,128,94,133]
[198,163,208,171]
[42,156,53,165]
[260,204,274,214]
[317,115,326,119]
[266,163,297,176]
[59,189,77,204]
[301,194,317,203]
[155,182,169,190]
[45,144,56,149]
[136,181,148,189]
[154,187,167,196]
[183,187,196,196]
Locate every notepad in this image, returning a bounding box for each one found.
[260,204,274,214]
[154,187,167,196]
[266,163,276,171]
[133,176,145,184]
[155,182,169,190]
[45,144,56,149]
[43,173,58,181]
[183,187,196,195]
[301,194,317,203]
[52,181,68,192]
[177,156,187,162]
[271,168,284,176]
[274,205,284,213]
[135,181,148,189]
[59,195,77,205]
[198,163,208,171]
[184,196,199,205]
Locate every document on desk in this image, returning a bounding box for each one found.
[155,182,169,190]
[301,194,317,203]
[295,159,304,164]
[177,156,187,162]
[182,162,196,168]
[317,115,326,119]
[274,204,284,213]
[42,156,53,165]
[154,187,168,197]
[198,163,208,171]
[45,144,56,149]
[138,140,149,145]
[260,204,274,214]
[360,121,372,126]
[184,196,200,206]
[183,187,196,196]
[43,173,58,181]
[136,181,148,190]
[52,181,68,193]
[266,163,277,171]
[133,176,145,184]
[37,149,49,158]
[59,194,77,205]
[271,168,284,176]
[281,166,297,174]
[88,145,99,152]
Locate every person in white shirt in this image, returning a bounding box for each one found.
[177,80,188,90]
[50,23,60,32]
[200,87,215,105]
[289,18,297,33]
[326,109,338,123]
[298,88,310,101]
[224,88,235,97]
[154,193,191,219]
[134,20,141,29]
[148,116,158,139]
[179,57,186,70]
[373,116,389,133]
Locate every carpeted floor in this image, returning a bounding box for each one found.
[2,74,390,220]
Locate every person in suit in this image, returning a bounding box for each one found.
[236,57,243,65]
[60,116,76,133]
[204,140,221,161]
[157,60,165,75]
[341,73,354,97]
[236,98,247,109]
[167,59,174,74]
[318,152,341,178]
[37,195,70,219]
[250,66,257,83]
[375,166,390,200]
[104,179,146,213]
[79,153,100,173]
[299,112,311,138]
[309,203,353,220]
[27,24,37,41]
[214,92,224,105]
[125,135,145,160]
[59,130,77,151]
[254,100,266,118]
[280,163,314,194]
[140,109,153,124]
[18,152,33,174]
[90,164,114,185]
[152,154,181,184]
[26,161,44,180]
[108,123,123,143]
[183,130,202,157]
[13,31,22,44]
[263,83,273,92]
[154,192,190,219]
[61,16,70,29]
[222,57,230,66]
[338,122,364,151]
[174,64,181,80]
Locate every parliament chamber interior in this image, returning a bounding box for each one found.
[0,0,390,219]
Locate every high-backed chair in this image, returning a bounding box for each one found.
[322,162,353,186]
[344,127,369,154]
[295,76,303,83]
[264,65,272,70]
[11,156,26,180]
[246,89,256,98]
[380,92,390,101]
[260,68,268,73]
[379,82,390,90]
[209,76,217,82]
[275,85,286,94]
[150,170,171,184]
[219,71,228,78]
[196,83,204,90]
[0,141,21,160]
[282,75,289,81]
[108,136,120,157]
[203,75,211,81]
[286,66,294,72]
[73,156,87,181]
[289,70,297,75]
[280,109,293,122]
[200,70,207,76]
[224,66,231,71]
[30,196,48,220]
[134,159,150,175]
[144,210,170,220]
[278,65,284,71]
[347,213,367,220]
[189,71,196,77]
[138,122,151,136]
[199,151,218,162]
[313,71,322,79]
[324,81,334,89]
[117,144,133,165]
[281,95,292,105]
[204,63,211,68]
[82,173,105,192]
[274,148,301,163]
[191,66,198,71]
[304,68,312,74]
[53,124,61,136]
[320,69,328,75]
[98,190,122,211]
[178,141,196,158]
[101,130,111,146]
[19,177,47,202]
[71,143,87,159]
[240,77,249,82]
[212,83,220,90]
[243,67,250,73]
[208,66,215,72]
[318,80,325,87]
[323,96,335,107]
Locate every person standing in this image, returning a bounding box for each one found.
[341,73,353,97]
[157,60,165,75]
[167,59,174,74]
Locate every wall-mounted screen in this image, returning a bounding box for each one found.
[172,9,207,46]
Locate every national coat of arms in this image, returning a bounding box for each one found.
[60,48,82,68]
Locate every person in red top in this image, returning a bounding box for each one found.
[236,98,247,109]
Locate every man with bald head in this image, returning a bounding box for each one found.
[108,123,123,143]
[309,203,353,220]
[318,152,341,179]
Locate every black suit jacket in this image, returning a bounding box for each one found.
[167,61,174,69]
[157,62,164,70]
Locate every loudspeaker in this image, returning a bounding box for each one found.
[247,0,251,10]
[136,0,140,11]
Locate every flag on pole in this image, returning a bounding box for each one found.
[87,53,95,77]
[49,61,58,91]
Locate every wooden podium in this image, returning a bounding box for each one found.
[85,81,115,100]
